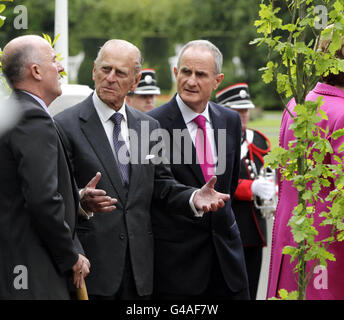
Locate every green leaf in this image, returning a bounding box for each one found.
[52,33,60,47]
[318,108,328,120]
[0,4,6,14]
[302,190,313,201]
[334,0,344,12]
[0,16,5,28]
[278,289,289,299]
[282,246,297,256]
[328,30,341,56]
[42,33,52,46]
[277,289,298,300]
[282,23,297,32]
[59,70,67,78]
[262,61,276,83]
[331,128,344,140]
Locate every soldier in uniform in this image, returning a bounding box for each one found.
[216,83,275,299]
[125,68,161,112]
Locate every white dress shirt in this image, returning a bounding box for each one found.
[92,91,130,156]
[92,91,203,217]
[176,94,219,217]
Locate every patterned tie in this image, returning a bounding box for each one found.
[193,115,215,182]
[110,113,130,188]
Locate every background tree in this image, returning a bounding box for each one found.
[253,0,344,299]
[0,0,283,107]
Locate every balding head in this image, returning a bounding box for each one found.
[2,35,48,86]
[2,35,64,106]
[95,39,143,76]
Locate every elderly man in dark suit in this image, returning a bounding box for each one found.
[0,35,116,299]
[147,40,250,300]
[54,39,230,300]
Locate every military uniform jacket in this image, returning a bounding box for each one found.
[232,128,270,247]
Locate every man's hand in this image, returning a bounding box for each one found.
[72,254,90,289]
[80,172,117,214]
[193,176,230,213]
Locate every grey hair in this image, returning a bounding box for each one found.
[2,43,41,85]
[94,39,143,76]
[177,40,223,75]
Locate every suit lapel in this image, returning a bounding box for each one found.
[125,105,143,199]
[79,97,127,204]
[208,102,223,158]
[208,102,228,188]
[15,90,80,230]
[165,98,205,186]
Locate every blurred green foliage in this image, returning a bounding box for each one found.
[0,0,286,109]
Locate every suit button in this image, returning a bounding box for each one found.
[119,233,125,240]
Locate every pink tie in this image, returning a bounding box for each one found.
[193,115,215,182]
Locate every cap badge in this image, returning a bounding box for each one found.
[144,75,153,84]
[239,89,247,99]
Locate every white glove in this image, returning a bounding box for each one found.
[251,178,275,200]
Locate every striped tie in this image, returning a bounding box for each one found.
[110,113,130,188]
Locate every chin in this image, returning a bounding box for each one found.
[144,106,154,112]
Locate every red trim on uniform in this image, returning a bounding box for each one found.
[141,68,155,72]
[234,179,253,201]
[247,129,271,164]
[250,201,267,247]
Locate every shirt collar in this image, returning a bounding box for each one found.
[92,90,127,123]
[313,82,344,99]
[176,94,211,125]
[22,90,51,115]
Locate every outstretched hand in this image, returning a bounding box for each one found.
[193,176,230,213]
[80,172,117,214]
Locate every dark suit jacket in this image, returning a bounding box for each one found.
[54,94,196,296]
[147,96,249,296]
[0,91,81,299]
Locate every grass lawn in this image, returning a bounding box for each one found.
[248,110,283,150]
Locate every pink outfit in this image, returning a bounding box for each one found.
[267,82,344,299]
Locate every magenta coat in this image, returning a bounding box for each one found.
[267,82,344,299]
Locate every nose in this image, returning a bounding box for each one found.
[145,95,154,103]
[57,60,64,74]
[186,73,197,86]
[106,69,116,82]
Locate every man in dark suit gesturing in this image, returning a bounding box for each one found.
[0,35,116,299]
[148,40,250,299]
[55,39,230,300]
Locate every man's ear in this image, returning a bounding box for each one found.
[125,95,131,105]
[92,62,97,81]
[30,64,42,81]
[129,72,142,92]
[173,66,178,80]
[213,73,224,90]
